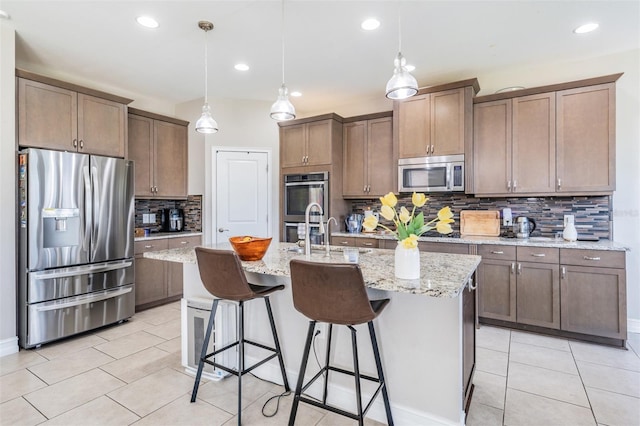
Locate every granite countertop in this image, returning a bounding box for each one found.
[143,241,481,298]
[332,232,629,251]
[135,231,203,242]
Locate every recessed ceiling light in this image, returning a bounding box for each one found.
[405,64,416,72]
[136,16,159,29]
[234,63,250,71]
[361,18,380,31]
[290,91,302,97]
[574,22,599,34]
[0,10,10,19]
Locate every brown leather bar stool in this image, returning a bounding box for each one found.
[191,247,290,425]
[288,259,393,426]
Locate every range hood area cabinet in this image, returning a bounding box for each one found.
[17,69,132,158]
[471,74,621,197]
[393,78,479,160]
[127,108,189,199]
[342,112,394,198]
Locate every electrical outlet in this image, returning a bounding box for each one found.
[149,213,156,223]
[315,323,328,341]
[142,213,150,224]
[564,214,574,227]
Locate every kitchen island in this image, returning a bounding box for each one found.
[145,241,481,425]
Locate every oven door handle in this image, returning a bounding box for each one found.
[33,286,133,312]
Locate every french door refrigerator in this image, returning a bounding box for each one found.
[18,148,135,348]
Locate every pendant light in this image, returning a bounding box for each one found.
[270,0,296,121]
[385,4,418,100]
[195,21,219,134]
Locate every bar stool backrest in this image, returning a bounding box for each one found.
[195,247,256,301]
[289,259,377,325]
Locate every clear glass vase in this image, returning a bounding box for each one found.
[394,242,421,280]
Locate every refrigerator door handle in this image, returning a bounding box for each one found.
[82,165,92,252]
[31,260,133,280]
[33,286,133,312]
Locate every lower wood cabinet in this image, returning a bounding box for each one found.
[331,236,379,248]
[462,276,476,414]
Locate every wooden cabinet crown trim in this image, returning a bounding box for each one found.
[128,107,190,126]
[277,113,344,127]
[414,77,480,96]
[343,111,392,123]
[474,73,623,104]
[16,68,133,105]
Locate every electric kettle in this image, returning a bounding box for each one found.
[513,216,536,239]
[345,214,363,233]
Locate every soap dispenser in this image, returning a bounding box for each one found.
[563,215,577,242]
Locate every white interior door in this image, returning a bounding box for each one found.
[215,150,270,242]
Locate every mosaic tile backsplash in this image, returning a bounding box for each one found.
[135,195,202,233]
[349,194,612,239]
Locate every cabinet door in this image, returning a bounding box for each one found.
[367,117,394,197]
[280,124,306,168]
[154,120,188,198]
[306,120,333,166]
[135,256,167,306]
[77,94,126,157]
[512,93,556,194]
[477,258,516,322]
[331,236,354,246]
[561,265,626,339]
[473,100,512,195]
[354,238,378,249]
[556,83,615,193]
[396,94,430,158]
[18,78,78,151]
[431,88,465,156]
[343,121,367,197]
[128,115,154,197]
[462,280,476,410]
[516,262,560,329]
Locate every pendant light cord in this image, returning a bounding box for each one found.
[280,0,285,85]
[397,1,402,53]
[203,28,209,104]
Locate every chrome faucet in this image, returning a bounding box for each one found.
[325,217,338,256]
[304,202,324,257]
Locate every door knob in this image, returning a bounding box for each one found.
[218,228,229,233]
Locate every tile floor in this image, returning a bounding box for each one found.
[0,301,638,425]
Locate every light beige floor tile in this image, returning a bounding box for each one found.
[24,369,125,419]
[466,399,503,426]
[95,318,154,341]
[577,361,640,398]
[133,307,181,326]
[144,319,181,340]
[132,394,231,426]
[100,347,174,383]
[509,341,578,375]
[472,370,507,410]
[28,347,114,384]
[507,361,589,407]
[107,367,194,417]
[197,374,283,415]
[627,332,640,356]
[41,395,139,426]
[35,333,108,360]
[504,388,595,426]
[570,340,640,372]
[315,410,386,425]
[155,336,182,353]
[94,331,165,359]
[587,386,640,426]
[0,369,47,403]
[476,347,509,376]
[0,397,47,426]
[510,330,570,352]
[225,391,325,426]
[164,301,183,311]
[0,350,48,376]
[477,326,511,353]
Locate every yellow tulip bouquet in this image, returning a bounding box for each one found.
[362,192,454,249]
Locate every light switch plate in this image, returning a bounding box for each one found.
[502,208,513,227]
[564,214,575,227]
[142,214,150,224]
[149,213,156,223]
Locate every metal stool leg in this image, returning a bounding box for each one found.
[288,320,316,426]
[368,321,394,426]
[349,325,364,426]
[322,323,333,404]
[191,299,219,402]
[264,296,290,392]
[237,300,244,425]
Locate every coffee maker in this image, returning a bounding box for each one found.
[160,208,184,232]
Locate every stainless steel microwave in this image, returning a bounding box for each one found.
[398,154,465,193]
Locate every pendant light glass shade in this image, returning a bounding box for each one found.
[195,103,218,133]
[385,52,418,100]
[270,84,296,121]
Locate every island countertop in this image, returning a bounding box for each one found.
[143,241,481,298]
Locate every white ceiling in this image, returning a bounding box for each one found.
[2,1,639,113]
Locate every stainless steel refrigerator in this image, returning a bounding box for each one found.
[18,148,135,348]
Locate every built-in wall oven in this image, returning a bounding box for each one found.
[282,172,328,243]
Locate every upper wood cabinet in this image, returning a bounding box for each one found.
[128,108,189,199]
[343,114,393,198]
[17,71,131,157]
[280,117,339,169]
[394,80,478,160]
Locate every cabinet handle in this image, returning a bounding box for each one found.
[583,256,601,261]
[364,185,367,192]
[507,181,511,191]
[557,178,562,189]
[511,262,515,274]
[531,253,546,257]
[469,278,477,290]
[431,145,434,154]
[181,241,189,245]
[517,263,522,274]
[144,245,153,249]
[561,266,566,279]
[340,241,349,245]
[72,139,78,148]
[362,242,373,246]
[513,180,517,190]
[367,185,371,192]
[491,250,504,254]
[79,139,84,150]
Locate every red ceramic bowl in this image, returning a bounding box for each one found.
[229,236,272,261]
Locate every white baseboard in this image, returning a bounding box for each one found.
[0,336,19,358]
[628,318,640,334]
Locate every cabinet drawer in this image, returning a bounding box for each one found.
[517,247,559,264]
[419,242,469,254]
[355,238,378,249]
[478,245,516,260]
[168,235,202,249]
[134,239,169,255]
[561,249,625,268]
[332,236,355,246]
